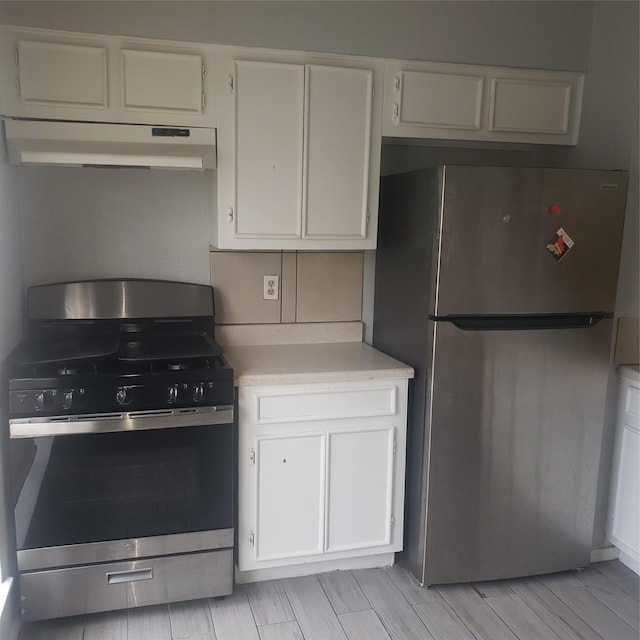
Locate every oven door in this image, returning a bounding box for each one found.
[13,410,234,573]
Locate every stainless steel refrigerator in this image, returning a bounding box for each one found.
[373,165,628,586]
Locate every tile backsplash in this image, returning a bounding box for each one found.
[210,250,364,325]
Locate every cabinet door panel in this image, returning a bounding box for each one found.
[399,70,483,129]
[18,40,107,108]
[304,65,372,239]
[490,78,571,134]
[326,427,394,552]
[256,433,325,561]
[235,61,304,237]
[121,49,203,113]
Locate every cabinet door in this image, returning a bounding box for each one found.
[235,61,304,238]
[17,40,108,109]
[489,77,572,135]
[255,433,325,561]
[121,49,203,114]
[304,65,372,239]
[395,70,483,130]
[326,427,395,552]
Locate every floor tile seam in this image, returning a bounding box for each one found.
[509,581,607,640]
[435,586,517,640]
[544,582,637,638]
[579,583,640,632]
[532,579,609,640]
[351,569,436,640]
[335,609,391,640]
[276,578,300,627]
[317,570,371,616]
[484,590,565,640]
[385,567,438,607]
[206,592,257,640]
[246,580,297,627]
[282,574,346,640]
[411,600,481,640]
[168,601,216,640]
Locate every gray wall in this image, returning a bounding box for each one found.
[0,1,594,70]
[17,167,214,286]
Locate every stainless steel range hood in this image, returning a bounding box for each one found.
[3,119,216,169]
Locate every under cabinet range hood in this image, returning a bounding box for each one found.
[3,119,217,169]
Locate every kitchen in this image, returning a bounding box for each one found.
[0,2,638,639]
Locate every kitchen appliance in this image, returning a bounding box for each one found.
[373,165,628,586]
[7,279,234,621]
[4,119,217,169]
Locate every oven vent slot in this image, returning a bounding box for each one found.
[82,413,123,421]
[129,410,173,419]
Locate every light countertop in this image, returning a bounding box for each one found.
[224,341,414,386]
[619,364,640,383]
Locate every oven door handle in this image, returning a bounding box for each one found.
[106,568,153,585]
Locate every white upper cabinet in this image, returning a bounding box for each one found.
[17,40,108,109]
[0,26,216,126]
[304,65,372,240]
[383,61,583,145]
[214,50,383,250]
[120,49,205,115]
[234,60,304,238]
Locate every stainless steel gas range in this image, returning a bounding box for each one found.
[6,279,235,622]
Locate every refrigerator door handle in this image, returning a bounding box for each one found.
[428,312,612,331]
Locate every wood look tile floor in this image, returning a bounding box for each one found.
[19,560,639,640]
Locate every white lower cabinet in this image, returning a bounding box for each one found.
[238,380,408,572]
[607,372,640,573]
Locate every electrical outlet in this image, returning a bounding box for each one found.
[263,275,279,300]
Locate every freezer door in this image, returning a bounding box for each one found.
[434,166,628,315]
[421,319,612,586]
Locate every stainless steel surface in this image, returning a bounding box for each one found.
[18,528,234,572]
[28,279,214,320]
[434,166,628,316]
[421,318,613,585]
[106,568,153,584]
[373,165,628,586]
[9,405,233,438]
[19,548,233,621]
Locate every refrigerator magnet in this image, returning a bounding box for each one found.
[546,227,575,261]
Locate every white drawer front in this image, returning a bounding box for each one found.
[255,386,397,423]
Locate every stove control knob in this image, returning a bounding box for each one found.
[168,384,179,405]
[193,383,204,403]
[62,390,74,410]
[116,386,132,406]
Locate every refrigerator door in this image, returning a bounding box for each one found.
[421,318,613,586]
[434,166,628,316]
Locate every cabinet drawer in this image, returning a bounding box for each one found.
[255,386,397,423]
[20,549,232,621]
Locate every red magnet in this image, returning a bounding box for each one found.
[549,204,562,215]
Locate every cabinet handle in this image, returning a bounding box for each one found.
[106,568,153,585]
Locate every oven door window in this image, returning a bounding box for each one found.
[15,424,232,550]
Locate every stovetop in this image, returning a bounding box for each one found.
[8,279,235,419]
